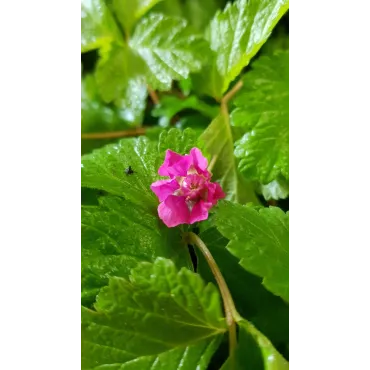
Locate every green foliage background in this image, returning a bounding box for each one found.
[81,0,289,369]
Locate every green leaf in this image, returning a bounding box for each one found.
[178,77,192,96]
[215,201,289,301]
[191,54,224,100]
[156,127,207,159]
[233,50,289,183]
[81,128,203,209]
[81,74,123,133]
[81,74,132,155]
[115,77,148,124]
[259,176,289,201]
[81,136,158,208]
[111,0,163,37]
[81,0,121,53]
[81,196,192,306]
[174,114,211,136]
[200,114,260,204]
[95,44,146,104]
[82,258,226,369]
[197,228,289,352]
[152,0,219,32]
[182,0,219,32]
[130,14,209,91]
[260,17,289,56]
[222,319,288,369]
[197,0,289,98]
[152,95,219,127]
[152,0,183,17]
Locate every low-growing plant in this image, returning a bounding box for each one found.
[81,0,289,368]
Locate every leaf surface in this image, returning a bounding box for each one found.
[195,0,289,98]
[233,50,289,183]
[112,0,163,37]
[221,320,288,369]
[82,258,226,369]
[130,14,209,90]
[215,201,289,301]
[81,0,121,52]
[81,128,205,208]
[81,196,192,305]
[200,114,260,204]
[152,95,219,127]
[95,44,145,104]
[197,228,289,352]
[81,136,158,208]
[259,176,289,201]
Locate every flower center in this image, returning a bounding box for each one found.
[178,173,208,205]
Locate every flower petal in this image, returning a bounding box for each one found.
[190,148,207,171]
[158,195,190,227]
[150,179,180,202]
[189,200,212,224]
[158,150,192,178]
[207,182,226,205]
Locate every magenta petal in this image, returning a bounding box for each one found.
[189,201,212,224]
[158,195,190,227]
[150,179,180,202]
[190,148,208,171]
[158,150,192,178]
[207,182,226,205]
[189,148,211,178]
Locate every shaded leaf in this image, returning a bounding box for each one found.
[233,50,289,183]
[95,44,146,104]
[182,0,220,32]
[215,201,289,301]
[111,0,163,37]
[200,114,260,204]
[178,77,192,96]
[174,114,211,136]
[152,95,219,127]
[152,0,220,32]
[130,14,209,90]
[81,196,192,306]
[151,0,183,17]
[82,258,226,369]
[81,74,132,155]
[191,55,224,101]
[221,319,288,369]
[260,16,289,56]
[115,77,148,124]
[81,74,124,133]
[197,228,289,353]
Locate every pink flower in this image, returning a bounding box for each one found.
[151,148,225,227]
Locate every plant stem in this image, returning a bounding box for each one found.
[221,80,243,105]
[185,232,239,366]
[147,86,160,105]
[81,127,146,139]
[208,154,218,174]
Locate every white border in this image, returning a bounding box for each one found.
[0,1,81,369]
[0,0,369,369]
[290,0,370,369]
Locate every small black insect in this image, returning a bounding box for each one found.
[124,166,134,175]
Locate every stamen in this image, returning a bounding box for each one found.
[187,165,198,175]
